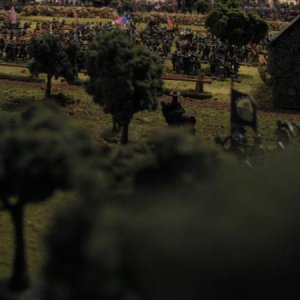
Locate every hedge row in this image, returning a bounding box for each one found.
[1,6,206,26]
[0,6,287,30]
[20,5,115,18]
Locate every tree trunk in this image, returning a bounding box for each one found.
[112,115,120,134]
[9,204,30,292]
[121,121,130,144]
[46,74,52,98]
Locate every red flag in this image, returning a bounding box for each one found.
[72,8,79,24]
[167,18,173,29]
[112,16,128,27]
[9,6,17,24]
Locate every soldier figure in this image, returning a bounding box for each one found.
[169,90,186,120]
[232,56,240,79]
[161,91,196,133]
[275,121,300,148]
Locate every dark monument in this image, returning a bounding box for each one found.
[268,15,300,109]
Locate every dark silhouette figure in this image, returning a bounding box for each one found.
[161,91,196,133]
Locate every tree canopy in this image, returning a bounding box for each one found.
[86,30,163,144]
[42,137,300,300]
[185,0,211,13]
[0,103,99,291]
[28,34,80,97]
[42,130,230,300]
[205,2,268,46]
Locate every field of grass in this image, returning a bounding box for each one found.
[0,192,76,278]
[0,63,292,143]
[0,14,298,283]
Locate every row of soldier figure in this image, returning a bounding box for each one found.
[171,50,201,75]
[1,18,263,80]
[160,90,300,166]
[171,50,240,78]
[137,26,174,58]
[215,120,300,165]
[170,30,259,76]
[0,20,113,62]
[0,38,28,61]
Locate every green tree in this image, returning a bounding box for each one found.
[185,0,211,13]
[214,0,241,8]
[62,39,83,81]
[0,103,98,292]
[94,129,232,196]
[194,0,211,13]
[246,11,269,44]
[86,30,163,144]
[91,0,111,7]
[42,130,228,300]
[205,3,268,50]
[131,129,229,188]
[27,34,79,98]
[43,144,300,300]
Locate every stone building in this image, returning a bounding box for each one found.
[268,14,300,109]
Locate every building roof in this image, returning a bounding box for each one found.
[269,14,300,46]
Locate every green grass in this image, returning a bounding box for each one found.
[0,64,287,143]
[0,82,43,113]
[0,12,292,290]
[0,47,298,283]
[0,192,77,278]
[0,65,30,77]
[164,64,270,104]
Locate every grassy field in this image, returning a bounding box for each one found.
[0,192,76,278]
[0,15,298,282]
[0,75,295,279]
[0,63,293,143]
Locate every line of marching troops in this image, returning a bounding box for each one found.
[0,19,113,62]
[138,25,263,78]
[243,0,300,22]
[0,21,31,61]
[0,18,266,80]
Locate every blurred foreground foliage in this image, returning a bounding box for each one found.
[2,103,300,299]
[0,102,101,292]
[43,126,300,299]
